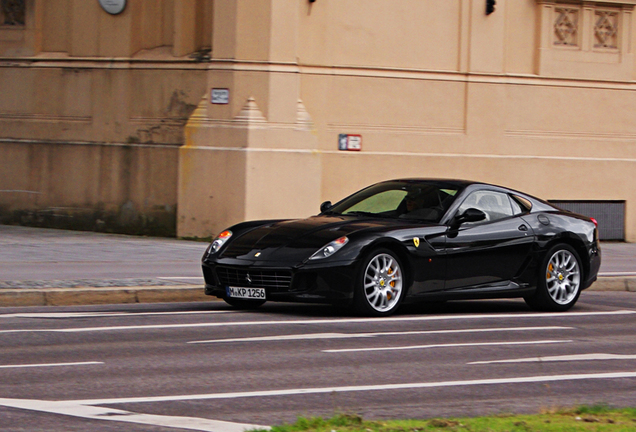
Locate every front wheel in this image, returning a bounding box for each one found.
[354,249,405,316]
[525,244,582,312]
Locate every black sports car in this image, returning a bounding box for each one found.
[202,179,601,316]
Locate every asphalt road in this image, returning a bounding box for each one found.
[2,292,636,432]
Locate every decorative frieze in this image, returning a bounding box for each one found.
[554,7,580,46]
[594,9,619,48]
[537,0,634,79]
[552,3,623,50]
[545,1,631,51]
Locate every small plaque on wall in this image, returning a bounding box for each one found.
[338,134,362,151]
[211,89,230,105]
[99,0,127,15]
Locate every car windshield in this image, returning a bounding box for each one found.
[326,181,463,223]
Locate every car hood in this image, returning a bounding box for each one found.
[220,215,409,261]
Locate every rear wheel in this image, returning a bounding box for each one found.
[223,296,266,310]
[525,244,582,312]
[354,248,405,316]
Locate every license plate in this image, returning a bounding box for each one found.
[226,286,266,300]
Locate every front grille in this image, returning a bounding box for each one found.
[216,266,292,290]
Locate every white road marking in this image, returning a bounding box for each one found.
[0,362,103,369]
[70,371,636,405]
[322,339,572,353]
[598,272,636,276]
[469,353,636,365]
[5,371,636,430]
[0,310,632,334]
[157,276,205,281]
[0,311,232,319]
[191,332,372,344]
[0,398,269,432]
[189,326,573,344]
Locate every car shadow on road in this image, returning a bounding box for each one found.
[194,298,537,318]
[61,295,601,318]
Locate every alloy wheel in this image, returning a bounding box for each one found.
[545,249,581,305]
[363,253,403,313]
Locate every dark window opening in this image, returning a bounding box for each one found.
[1,0,25,26]
[550,200,625,241]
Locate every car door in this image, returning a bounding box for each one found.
[443,190,534,290]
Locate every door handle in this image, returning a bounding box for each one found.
[518,224,528,231]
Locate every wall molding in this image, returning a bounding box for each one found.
[505,129,636,141]
[0,138,181,148]
[0,113,91,123]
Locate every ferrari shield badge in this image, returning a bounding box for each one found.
[413,237,420,248]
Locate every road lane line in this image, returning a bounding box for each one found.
[0,311,233,319]
[69,371,636,406]
[157,276,205,280]
[188,326,573,344]
[1,310,632,334]
[0,398,269,432]
[191,332,374,344]
[0,362,103,369]
[322,339,572,353]
[469,353,636,365]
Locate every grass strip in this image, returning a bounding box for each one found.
[253,405,636,432]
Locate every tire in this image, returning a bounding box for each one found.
[354,248,406,316]
[524,244,582,312]
[223,296,266,310]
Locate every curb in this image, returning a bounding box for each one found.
[587,277,636,292]
[0,277,634,308]
[0,285,212,307]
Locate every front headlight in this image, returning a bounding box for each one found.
[207,230,233,255]
[309,236,349,260]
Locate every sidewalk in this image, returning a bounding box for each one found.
[0,225,634,307]
[0,225,210,307]
[588,241,636,292]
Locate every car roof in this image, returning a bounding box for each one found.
[381,178,481,188]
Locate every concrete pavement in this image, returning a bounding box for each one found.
[0,224,635,307]
[0,224,209,307]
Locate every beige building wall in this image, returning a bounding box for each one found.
[1,0,635,240]
[0,0,211,235]
[179,0,636,242]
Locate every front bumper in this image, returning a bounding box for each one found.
[202,257,359,304]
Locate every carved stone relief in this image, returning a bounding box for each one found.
[537,0,635,79]
[554,7,579,46]
[594,10,619,48]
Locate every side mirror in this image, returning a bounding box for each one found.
[452,208,486,227]
[320,201,332,213]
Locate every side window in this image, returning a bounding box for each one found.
[509,196,525,215]
[457,190,514,224]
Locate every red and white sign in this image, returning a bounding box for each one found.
[338,134,362,151]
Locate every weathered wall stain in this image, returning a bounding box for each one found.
[0,141,179,237]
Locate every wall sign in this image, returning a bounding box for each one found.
[211,88,230,105]
[338,134,362,151]
[99,0,127,15]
